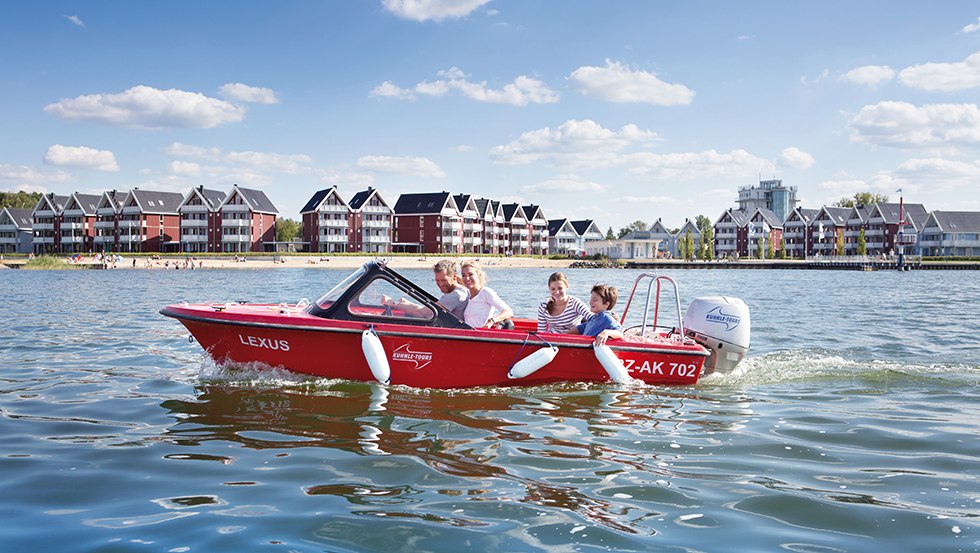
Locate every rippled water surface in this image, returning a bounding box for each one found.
[1,266,977,552]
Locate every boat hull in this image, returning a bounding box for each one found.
[163,303,709,389]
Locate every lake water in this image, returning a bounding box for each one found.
[1,266,977,552]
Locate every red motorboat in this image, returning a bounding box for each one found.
[161,262,750,389]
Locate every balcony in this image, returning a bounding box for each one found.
[222,234,250,243]
[362,219,389,229]
[363,205,390,214]
[222,220,248,228]
[222,204,250,213]
[321,219,348,228]
[364,235,390,244]
[33,237,55,244]
[181,205,208,213]
[323,234,348,243]
[94,221,116,229]
[181,219,208,228]
[319,204,349,214]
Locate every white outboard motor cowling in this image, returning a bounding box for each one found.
[683,296,751,375]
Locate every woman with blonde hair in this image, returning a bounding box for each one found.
[460,260,514,329]
[537,272,591,333]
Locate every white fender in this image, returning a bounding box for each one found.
[508,345,559,379]
[594,344,631,384]
[361,330,390,385]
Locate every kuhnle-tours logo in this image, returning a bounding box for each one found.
[391,344,433,370]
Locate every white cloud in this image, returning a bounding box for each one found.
[899,51,980,92]
[218,83,280,104]
[43,144,120,172]
[777,147,815,169]
[372,67,558,106]
[624,149,766,180]
[370,81,417,100]
[356,155,446,177]
[0,164,72,185]
[842,65,895,86]
[619,194,677,204]
[44,85,246,129]
[318,170,376,188]
[381,0,492,22]
[451,144,474,152]
[847,101,980,148]
[892,157,980,191]
[800,69,831,86]
[164,142,311,174]
[167,161,203,177]
[962,17,980,33]
[818,178,870,195]
[567,60,694,106]
[64,15,84,27]
[522,175,606,194]
[490,119,658,167]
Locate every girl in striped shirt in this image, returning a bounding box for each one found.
[537,272,592,333]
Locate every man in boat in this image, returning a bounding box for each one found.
[382,259,468,320]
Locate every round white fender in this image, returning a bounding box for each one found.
[508,345,559,379]
[361,329,391,385]
[594,344,631,384]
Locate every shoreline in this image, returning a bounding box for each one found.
[1,254,578,271]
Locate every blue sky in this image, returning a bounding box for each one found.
[2,1,979,229]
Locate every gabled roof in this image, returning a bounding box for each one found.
[846,205,872,222]
[547,218,572,236]
[125,188,184,214]
[648,218,674,235]
[714,208,749,227]
[501,203,526,222]
[473,198,493,219]
[678,219,701,235]
[785,207,820,224]
[816,206,850,225]
[33,193,69,214]
[751,208,782,228]
[64,192,100,215]
[348,187,389,211]
[301,187,338,214]
[522,204,546,222]
[96,190,125,212]
[922,211,980,234]
[392,192,457,215]
[1,207,33,229]
[870,202,928,227]
[222,185,278,214]
[179,186,225,211]
[570,220,599,236]
[452,194,478,217]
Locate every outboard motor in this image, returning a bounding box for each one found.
[683,297,751,374]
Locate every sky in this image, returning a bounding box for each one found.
[2,1,980,230]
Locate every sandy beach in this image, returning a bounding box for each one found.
[3,254,578,270]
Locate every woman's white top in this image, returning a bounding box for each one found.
[463,286,511,328]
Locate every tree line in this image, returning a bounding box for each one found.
[0,191,43,210]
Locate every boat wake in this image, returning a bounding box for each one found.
[705,348,980,388]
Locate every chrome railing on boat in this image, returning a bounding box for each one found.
[619,273,684,340]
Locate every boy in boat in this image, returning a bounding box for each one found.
[566,284,624,346]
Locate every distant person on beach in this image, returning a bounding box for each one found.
[460,260,513,329]
[537,272,591,333]
[566,283,623,346]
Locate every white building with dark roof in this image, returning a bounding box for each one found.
[918,211,980,257]
[0,207,33,254]
[218,185,278,253]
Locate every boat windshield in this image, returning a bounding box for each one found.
[314,266,367,309]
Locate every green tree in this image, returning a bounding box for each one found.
[605,226,616,240]
[777,236,786,259]
[276,218,301,242]
[695,215,714,260]
[834,192,889,208]
[756,237,764,259]
[617,219,648,239]
[685,230,695,260]
[835,230,844,255]
[0,191,43,209]
[767,233,775,258]
[678,231,688,260]
[857,228,866,256]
